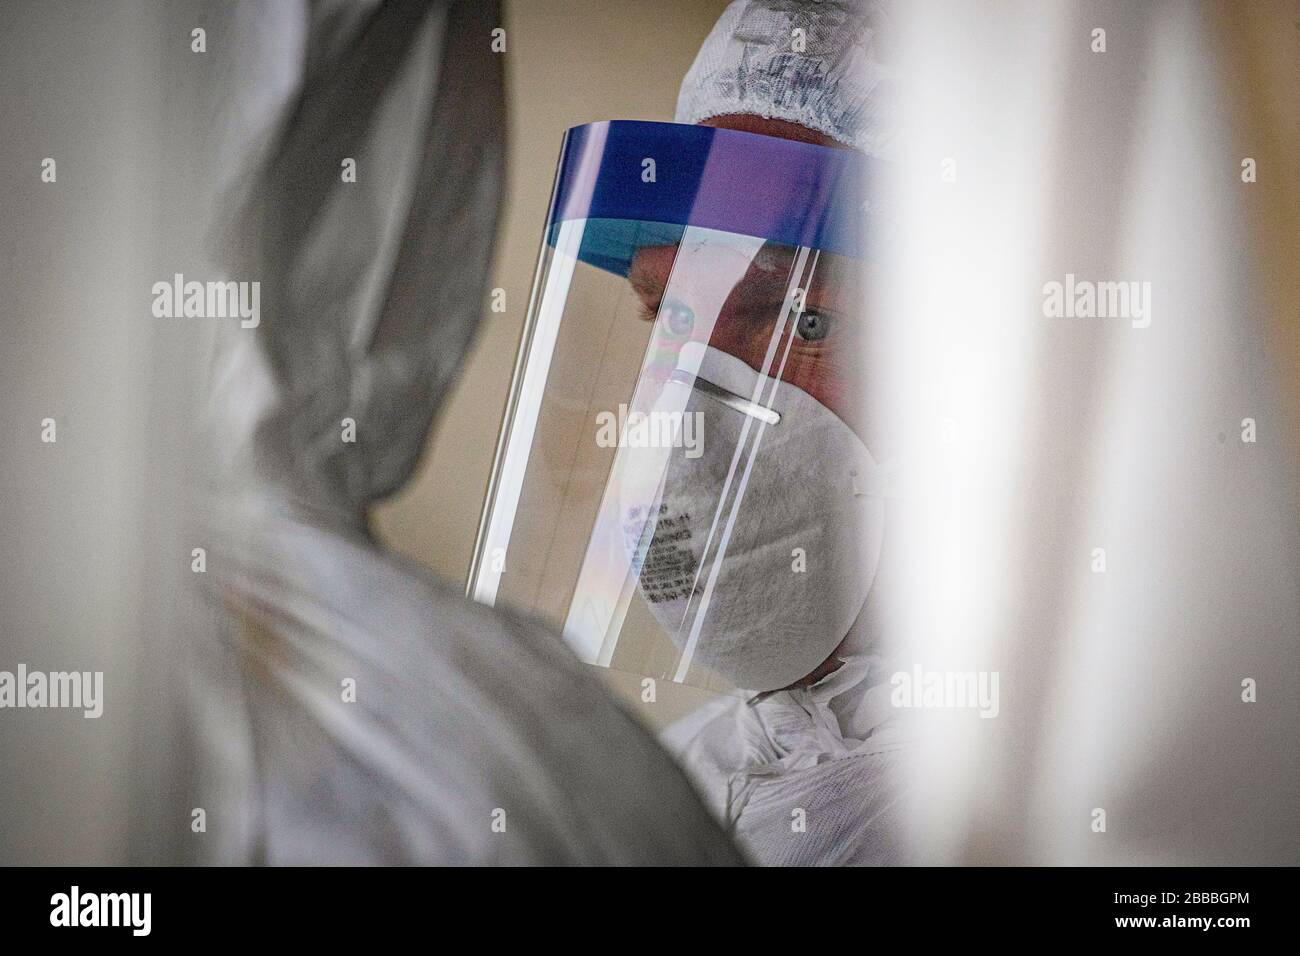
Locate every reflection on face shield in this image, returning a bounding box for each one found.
[469,120,879,694]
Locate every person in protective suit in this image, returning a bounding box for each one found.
[655,0,912,868]
[467,0,911,865]
[189,0,744,866]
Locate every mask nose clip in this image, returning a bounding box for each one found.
[666,368,781,426]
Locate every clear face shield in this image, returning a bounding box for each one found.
[469,121,883,694]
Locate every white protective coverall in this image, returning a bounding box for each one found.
[662,653,912,865]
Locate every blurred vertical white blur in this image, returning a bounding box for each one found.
[0,1,185,863]
[879,0,1300,864]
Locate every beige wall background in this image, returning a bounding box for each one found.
[372,0,732,724]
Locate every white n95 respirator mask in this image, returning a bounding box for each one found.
[620,343,886,692]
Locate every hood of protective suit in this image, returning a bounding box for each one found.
[207,0,500,524]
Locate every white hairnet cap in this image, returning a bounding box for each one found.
[675,0,893,158]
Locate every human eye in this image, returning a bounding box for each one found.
[794,307,832,343]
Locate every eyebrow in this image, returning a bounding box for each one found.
[626,261,664,304]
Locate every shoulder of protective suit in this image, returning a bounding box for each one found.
[203,508,744,866]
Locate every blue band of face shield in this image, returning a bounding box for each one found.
[545,120,870,276]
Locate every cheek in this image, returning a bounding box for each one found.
[786,358,839,410]
[784,350,866,440]
[703,320,763,367]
